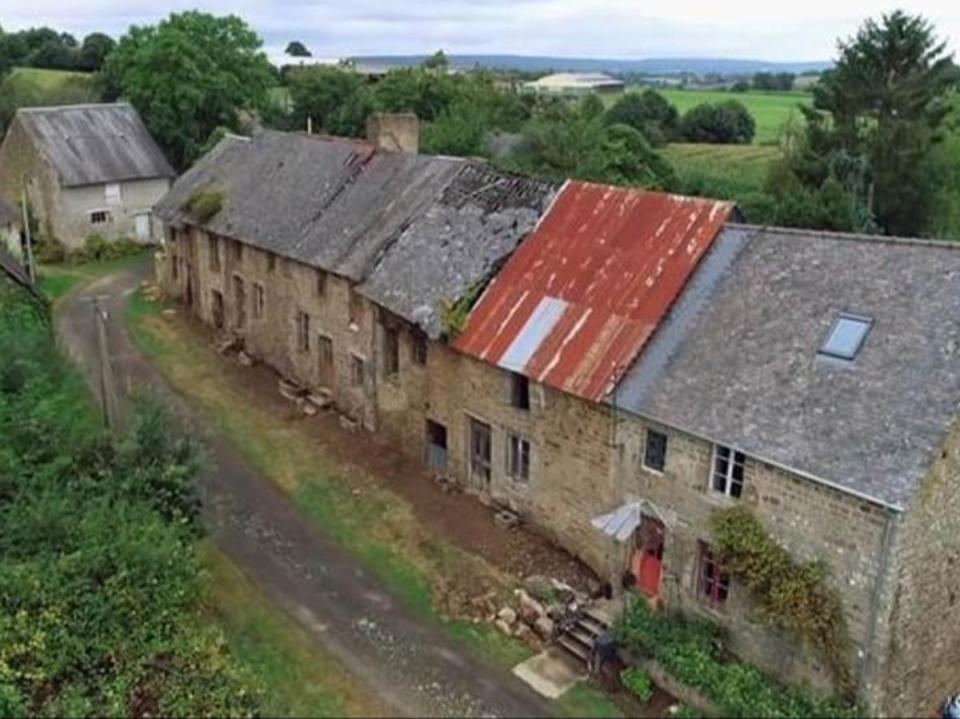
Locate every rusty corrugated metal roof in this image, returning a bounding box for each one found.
[452,181,734,402]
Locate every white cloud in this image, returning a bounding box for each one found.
[1,0,958,61]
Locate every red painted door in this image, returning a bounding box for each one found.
[633,517,664,599]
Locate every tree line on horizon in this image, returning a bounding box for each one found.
[3,9,960,240]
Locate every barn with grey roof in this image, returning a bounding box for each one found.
[0,103,174,250]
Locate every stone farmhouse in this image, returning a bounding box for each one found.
[154,116,960,717]
[0,103,175,250]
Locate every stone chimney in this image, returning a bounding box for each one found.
[366,113,419,154]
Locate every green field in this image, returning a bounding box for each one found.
[3,66,99,104]
[647,88,811,145]
[664,142,780,197]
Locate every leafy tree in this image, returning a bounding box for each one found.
[505,98,675,188]
[374,67,458,122]
[288,65,374,137]
[285,40,311,57]
[103,12,274,169]
[422,49,449,71]
[753,71,795,91]
[773,11,959,236]
[605,89,679,146]
[422,100,487,156]
[77,32,115,71]
[679,100,756,144]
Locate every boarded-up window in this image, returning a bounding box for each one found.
[318,335,334,387]
[296,311,310,352]
[507,434,531,482]
[469,418,492,484]
[104,183,122,205]
[384,326,400,376]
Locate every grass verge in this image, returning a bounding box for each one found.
[199,543,384,717]
[39,251,153,302]
[124,287,535,674]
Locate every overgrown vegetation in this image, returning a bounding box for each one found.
[614,599,859,719]
[709,506,852,690]
[0,282,258,717]
[183,186,226,224]
[70,235,145,264]
[619,667,653,703]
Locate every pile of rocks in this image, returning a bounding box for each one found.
[490,574,581,649]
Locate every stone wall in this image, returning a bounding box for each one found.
[874,419,960,717]
[612,412,896,697]
[0,117,59,246]
[161,226,379,428]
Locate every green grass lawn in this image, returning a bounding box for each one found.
[659,88,810,144]
[200,544,385,717]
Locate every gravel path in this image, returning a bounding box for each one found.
[55,258,552,718]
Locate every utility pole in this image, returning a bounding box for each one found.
[20,178,36,285]
[92,297,120,432]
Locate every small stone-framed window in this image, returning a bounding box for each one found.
[643,429,668,473]
[506,433,531,482]
[232,240,243,264]
[383,326,400,377]
[711,445,745,498]
[351,354,365,387]
[104,183,122,205]
[510,372,530,410]
[267,254,276,273]
[412,330,428,366]
[349,290,364,327]
[698,542,731,607]
[90,210,110,225]
[316,270,327,298]
[209,235,221,272]
[296,311,310,352]
[252,283,265,319]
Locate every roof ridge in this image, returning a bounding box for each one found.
[729,222,960,251]
[18,102,133,113]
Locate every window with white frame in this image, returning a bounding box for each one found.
[104,183,122,205]
[711,445,745,498]
[643,429,668,472]
[506,433,531,482]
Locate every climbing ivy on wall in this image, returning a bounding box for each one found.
[709,506,853,693]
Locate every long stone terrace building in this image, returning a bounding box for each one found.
[155,117,960,716]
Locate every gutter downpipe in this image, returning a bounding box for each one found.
[858,508,899,710]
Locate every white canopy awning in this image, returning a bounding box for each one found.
[591,502,643,543]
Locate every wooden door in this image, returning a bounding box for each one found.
[631,516,665,600]
[468,418,492,490]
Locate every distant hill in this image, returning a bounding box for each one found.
[348,54,831,76]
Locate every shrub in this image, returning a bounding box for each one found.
[614,599,859,719]
[69,235,144,264]
[620,667,654,703]
[680,101,756,144]
[182,186,225,224]
[709,507,852,690]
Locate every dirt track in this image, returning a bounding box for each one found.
[55,257,553,718]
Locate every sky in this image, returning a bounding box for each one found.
[2,0,959,62]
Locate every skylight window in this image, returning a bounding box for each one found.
[820,314,872,360]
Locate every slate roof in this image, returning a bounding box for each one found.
[155,130,556,337]
[16,104,175,187]
[0,197,17,227]
[615,224,960,510]
[453,182,734,401]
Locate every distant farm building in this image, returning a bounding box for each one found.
[0,103,175,250]
[522,72,625,96]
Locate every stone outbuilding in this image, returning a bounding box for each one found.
[0,103,175,250]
